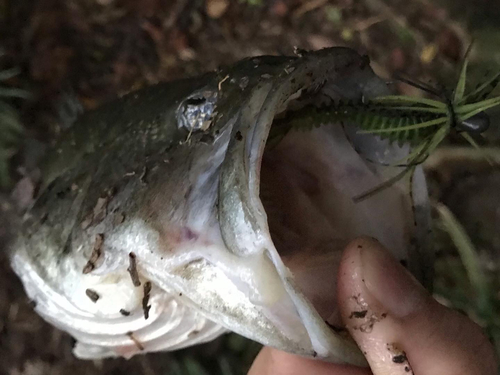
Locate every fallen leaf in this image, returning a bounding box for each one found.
[388,48,406,71]
[438,28,462,62]
[420,43,438,64]
[307,34,335,50]
[271,1,288,17]
[206,0,229,19]
[10,176,35,210]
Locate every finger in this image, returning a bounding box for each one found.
[337,237,498,375]
[248,346,371,375]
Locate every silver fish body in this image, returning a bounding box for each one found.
[10,47,431,366]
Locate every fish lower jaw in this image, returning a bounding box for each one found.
[12,249,226,359]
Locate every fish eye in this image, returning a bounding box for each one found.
[457,111,490,133]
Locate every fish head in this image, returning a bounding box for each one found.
[10,48,431,366]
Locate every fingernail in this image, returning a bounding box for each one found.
[359,239,427,318]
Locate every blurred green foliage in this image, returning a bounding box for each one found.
[435,204,500,358]
[169,334,262,375]
[238,0,263,7]
[0,54,29,189]
[324,5,343,25]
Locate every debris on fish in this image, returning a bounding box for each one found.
[9,47,431,366]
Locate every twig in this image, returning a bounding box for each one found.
[293,0,330,19]
[142,281,152,320]
[127,332,144,351]
[127,252,141,287]
[85,289,100,303]
[352,15,387,32]
[362,0,426,48]
[82,234,104,274]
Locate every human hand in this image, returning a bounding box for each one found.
[249,237,498,375]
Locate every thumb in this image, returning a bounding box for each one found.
[337,237,498,375]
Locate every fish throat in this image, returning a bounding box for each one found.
[258,92,418,325]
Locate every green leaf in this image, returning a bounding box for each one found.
[0,149,10,187]
[0,67,21,81]
[0,86,31,99]
[460,132,495,166]
[182,357,210,375]
[355,115,452,202]
[168,360,184,375]
[0,61,28,188]
[353,166,415,202]
[455,95,500,115]
[397,136,433,165]
[354,121,450,202]
[435,203,492,314]
[0,115,22,136]
[218,357,234,375]
[0,101,24,188]
[453,53,469,103]
[419,122,450,158]
[459,72,500,105]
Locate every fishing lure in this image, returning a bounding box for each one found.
[270,48,500,201]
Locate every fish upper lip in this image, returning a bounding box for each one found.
[218,47,377,258]
[214,48,430,363]
[211,48,392,365]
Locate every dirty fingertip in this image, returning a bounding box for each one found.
[339,236,427,319]
[336,237,381,331]
[336,237,419,374]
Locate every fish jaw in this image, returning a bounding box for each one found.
[218,47,430,363]
[9,47,431,366]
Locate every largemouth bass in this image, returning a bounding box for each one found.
[9,47,431,366]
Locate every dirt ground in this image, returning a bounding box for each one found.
[1,0,500,374]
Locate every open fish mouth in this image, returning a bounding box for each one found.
[10,47,431,366]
